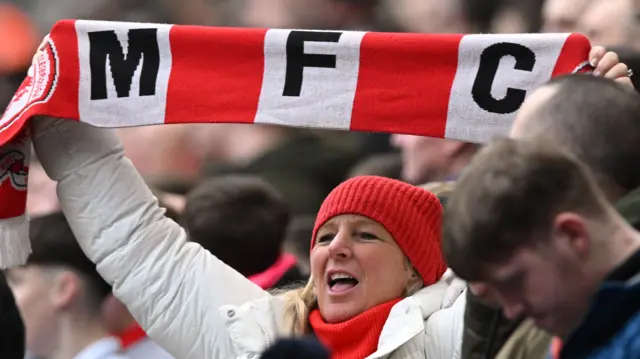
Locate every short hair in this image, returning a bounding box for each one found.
[443,137,608,281]
[181,175,291,276]
[517,74,640,196]
[27,212,112,313]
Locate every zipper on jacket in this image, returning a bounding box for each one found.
[252,309,272,349]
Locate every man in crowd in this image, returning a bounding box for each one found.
[0,273,24,359]
[5,212,129,359]
[578,0,639,50]
[182,174,306,289]
[391,135,478,185]
[460,73,640,358]
[444,136,640,358]
[541,0,592,33]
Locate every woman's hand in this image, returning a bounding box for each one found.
[589,46,634,89]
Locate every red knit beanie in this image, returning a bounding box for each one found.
[312,176,447,286]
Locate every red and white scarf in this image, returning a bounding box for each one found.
[0,20,593,268]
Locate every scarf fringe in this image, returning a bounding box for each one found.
[0,214,30,269]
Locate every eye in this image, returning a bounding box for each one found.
[316,233,334,243]
[358,231,379,240]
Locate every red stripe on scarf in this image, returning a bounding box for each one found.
[350,32,462,137]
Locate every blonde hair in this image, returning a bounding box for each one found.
[419,181,456,197]
[279,259,423,336]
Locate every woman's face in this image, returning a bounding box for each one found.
[311,214,415,323]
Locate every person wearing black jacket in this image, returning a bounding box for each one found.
[261,337,330,359]
[0,273,25,359]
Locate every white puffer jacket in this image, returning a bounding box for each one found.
[32,118,467,359]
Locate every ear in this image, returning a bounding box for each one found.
[50,271,81,311]
[552,212,591,258]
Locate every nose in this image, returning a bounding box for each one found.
[491,289,526,319]
[327,230,352,260]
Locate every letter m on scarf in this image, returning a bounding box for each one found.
[76,21,173,126]
[88,28,160,100]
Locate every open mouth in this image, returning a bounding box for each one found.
[327,272,360,293]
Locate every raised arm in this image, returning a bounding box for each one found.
[32,118,268,359]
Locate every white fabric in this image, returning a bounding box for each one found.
[73,337,129,359]
[445,33,570,143]
[254,29,365,130]
[76,20,173,127]
[124,337,175,359]
[33,118,466,359]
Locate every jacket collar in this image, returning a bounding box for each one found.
[561,249,640,358]
[369,278,453,358]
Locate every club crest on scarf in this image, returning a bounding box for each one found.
[0,151,28,190]
[0,36,58,132]
[0,130,29,190]
[0,129,30,220]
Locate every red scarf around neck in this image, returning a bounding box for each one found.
[309,298,402,359]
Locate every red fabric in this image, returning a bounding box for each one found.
[551,337,563,359]
[309,298,401,359]
[0,21,592,148]
[312,176,447,285]
[0,131,29,219]
[165,26,265,125]
[248,253,297,289]
[116,323,148,350]
[351,32,462,137]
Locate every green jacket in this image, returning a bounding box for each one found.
[461,186,640,359]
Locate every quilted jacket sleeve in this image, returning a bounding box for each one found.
[32,118,269,359]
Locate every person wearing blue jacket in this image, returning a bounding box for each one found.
[443,137,640,359]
